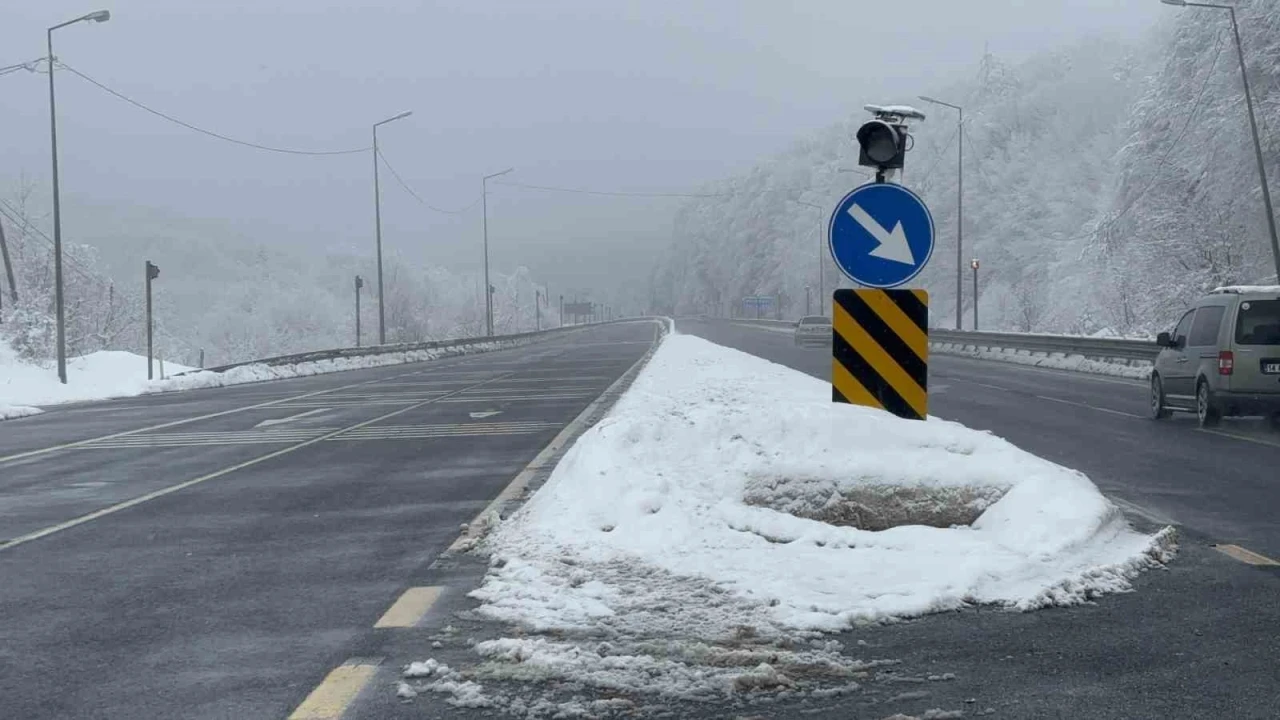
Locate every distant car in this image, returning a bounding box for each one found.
[1150,285,1280,428]
[793,315,832,347]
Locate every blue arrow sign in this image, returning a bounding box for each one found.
[828,183,934,288]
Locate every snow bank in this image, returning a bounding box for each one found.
[1,404,43,420]
[409,333,1172,712]
[933,341,1152,380]
[0,342,195,409]
[476,334,1171,632]
[1,333,551,414]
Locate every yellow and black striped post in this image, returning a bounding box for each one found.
[832,288,929,420]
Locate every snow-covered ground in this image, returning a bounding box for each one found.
[0,344,195,416]
[0,334,556,416]
[406,331,1174,712]
[932,342,1152,380]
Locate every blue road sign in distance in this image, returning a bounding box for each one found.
[828,183,934,288]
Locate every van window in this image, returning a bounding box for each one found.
[1235,299,1280,346]
[1172,309,1195,346]
[1188,306,1225,346]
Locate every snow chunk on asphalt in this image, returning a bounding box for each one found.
[0,404,42,420]
[477,333,1174,631]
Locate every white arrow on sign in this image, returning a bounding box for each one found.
[847,203,915,265]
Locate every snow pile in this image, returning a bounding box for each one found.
[932,341,1153,380]
[0,341,194,410]
[410,333,1173,712]
[1,404,43,420]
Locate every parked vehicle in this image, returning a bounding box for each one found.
[1150,286,1280,428]
[793,315,832,347]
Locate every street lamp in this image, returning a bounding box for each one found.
[1160,0,1280,284]
[48,9,110,384]
[793,200,826,315]
[372,110,412,345]
[918,95,964,330]
[481,167,514,336]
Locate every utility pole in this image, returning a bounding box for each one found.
[145,260,159,380]
[970,259,980,330]
[805,286,811,316]
[372,111,412,345]
[481,168,514,336]
[48,10,111,384]
[535,289,542,331]
[0,217,16,310]
[1162,0,1280,282]
[918,96,963,329]
[355,275,364,347]
[559,294,564,326]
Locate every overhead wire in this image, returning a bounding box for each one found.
[0,200,102,282]
[0,57,45,77]
[375,148,482,214]
[56,61,370,156]
[492,179,734,198]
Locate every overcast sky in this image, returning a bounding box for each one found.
[2,0,1161,296]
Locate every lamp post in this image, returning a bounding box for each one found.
[481,168,514,336]
[970,259,980,331]
[918,95,964,330]
[792,200,826,315]
[805,285,811,316]
[372,110,411,345]
[1161,0,1280,283]
[48,9,111,383]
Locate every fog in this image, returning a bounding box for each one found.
[2,0,1160,297]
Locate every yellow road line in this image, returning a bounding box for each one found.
[374,587,443,628]
[0,374,510,554]
[288,660,379,720]
[1213,544,1280,566]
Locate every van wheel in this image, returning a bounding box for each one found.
[1150,374,1172,420]
[1196,380,1221,428]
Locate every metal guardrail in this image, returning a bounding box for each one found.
[186,320,652,376]
[722,318,1159,363]
[930,330,1159,362]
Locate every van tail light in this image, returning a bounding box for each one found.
[1219,350,1234,376]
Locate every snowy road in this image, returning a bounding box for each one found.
[0,322,657,720]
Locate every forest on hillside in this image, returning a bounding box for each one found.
[651,0,1280,336]
[0,182,556,368]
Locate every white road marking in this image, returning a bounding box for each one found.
[1032,394,1142,418]
[469,410,503,419]
[1107,495,1178,526]
[253,408,331,428]
[0,374,512,553]
[0,378,390,466]
[1200,428,1280,450]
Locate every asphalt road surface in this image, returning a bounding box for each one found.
[6,318,1279,720]
[0,322,658,720]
